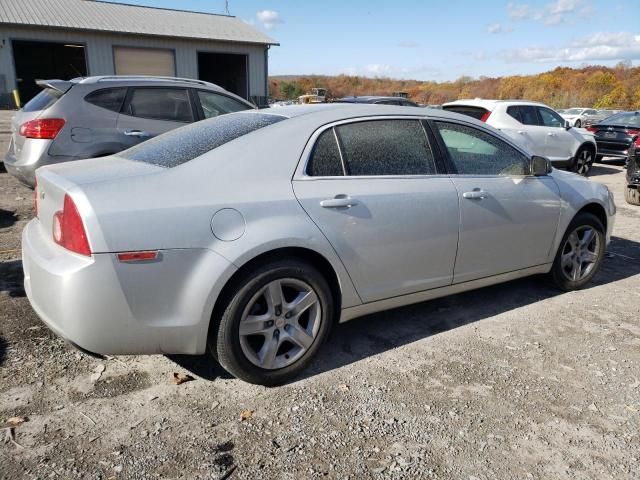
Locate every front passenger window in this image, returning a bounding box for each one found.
[197,91,251,119]
[435,122,528,176]
[538,108,564,128]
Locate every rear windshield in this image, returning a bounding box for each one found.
[119,112,286,167]
[442,105,488,120]
[22,88,63,112]
[602,111,640,127]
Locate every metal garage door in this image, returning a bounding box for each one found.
[114,47,176,76]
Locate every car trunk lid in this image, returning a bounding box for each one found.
[34,156,164,245]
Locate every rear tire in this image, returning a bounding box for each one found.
[625,185,640,205]
[548,213,605,291]
[209,259,334,386]
[571,146,595,176]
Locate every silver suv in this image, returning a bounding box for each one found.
[4,76,255,187]
[443,99,598,175]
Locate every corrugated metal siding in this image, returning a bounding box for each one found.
[0,0,277,45]
[0,26,268,97]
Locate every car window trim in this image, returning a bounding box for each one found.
[537,106,564,128]
[120,85,194,123]
[428,117,534,177]
[298,115,444,179]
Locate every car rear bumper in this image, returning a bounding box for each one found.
[22,220,236,356]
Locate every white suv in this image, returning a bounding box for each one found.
[442,99,597,175]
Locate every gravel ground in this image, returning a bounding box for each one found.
[1,109,639,479]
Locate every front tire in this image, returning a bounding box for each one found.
[625,185,640,205]
[549,213,605,291]
[210,259,334,386]
[571,146,595,176]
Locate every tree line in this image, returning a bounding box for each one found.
[270,63,640,110]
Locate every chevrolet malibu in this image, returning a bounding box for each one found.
[22,105,616,385]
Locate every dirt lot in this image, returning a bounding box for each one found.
[0,109,639,479]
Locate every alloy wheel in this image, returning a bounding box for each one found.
[239,278,322,370]
[560,226,601,282]
[574,149,593,175]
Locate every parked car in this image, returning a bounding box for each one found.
[624,135,640,205]
[334,96,419,107]
[560,108,599,128]
[583,109,621,128]
[586,111,640,162]
[23,105,615,385]
[442,99,598,175]
[4,76,255,187]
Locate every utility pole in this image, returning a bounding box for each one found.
[225,0,230,15]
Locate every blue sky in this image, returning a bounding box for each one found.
[109,0,639,81]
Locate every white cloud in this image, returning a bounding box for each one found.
[501,31,640,63]
[507,0,590,25]
[256,10,284,29]
[365,64,393,75]
[487,23,513,34]
[340,64,440,79]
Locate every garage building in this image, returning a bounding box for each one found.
[0,0,278,107]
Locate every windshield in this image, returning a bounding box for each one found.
[118,112,286,167]
[564,108,583,115]
[603,112,640,126]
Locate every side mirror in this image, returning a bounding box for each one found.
[530,156,551,176]
[565,120,572,129]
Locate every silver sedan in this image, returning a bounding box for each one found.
[22,105,616,385]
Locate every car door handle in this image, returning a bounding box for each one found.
[124,130,151,138]
[320,195,359,208]
[547,132,556,137]
[517,130,525,135]
[462,189,489,200]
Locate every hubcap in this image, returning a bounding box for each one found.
[239,278,321,370]
[560,226,601,282]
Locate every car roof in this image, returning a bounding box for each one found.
[443,98,548,109]
[244,103,495,126]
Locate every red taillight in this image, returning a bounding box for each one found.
[626,128,640,136]
[52,194,91,256]
[19,118,65,139]
[635,137,640,148]
[34,179,38,218]
[479,111,491,122]
[586,126,597,133]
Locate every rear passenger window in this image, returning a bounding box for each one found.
[436,122,528,176]
[85,88,127,112]
[125,88,193,122]
[508,105,539,125]
[335,120,435,176]
[307,129,344,176]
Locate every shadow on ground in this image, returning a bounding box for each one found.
[167,354,234,381]
[590,164,624,177]
[0,208,18,228]
[300,235,640,382]
[0,260,25,297]
[0,162,6,174]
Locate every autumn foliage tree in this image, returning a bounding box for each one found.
[269,64,640,110]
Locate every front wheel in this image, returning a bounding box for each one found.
[549,213,605,291]
[571,147,595,176]
[210,259,334,386]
